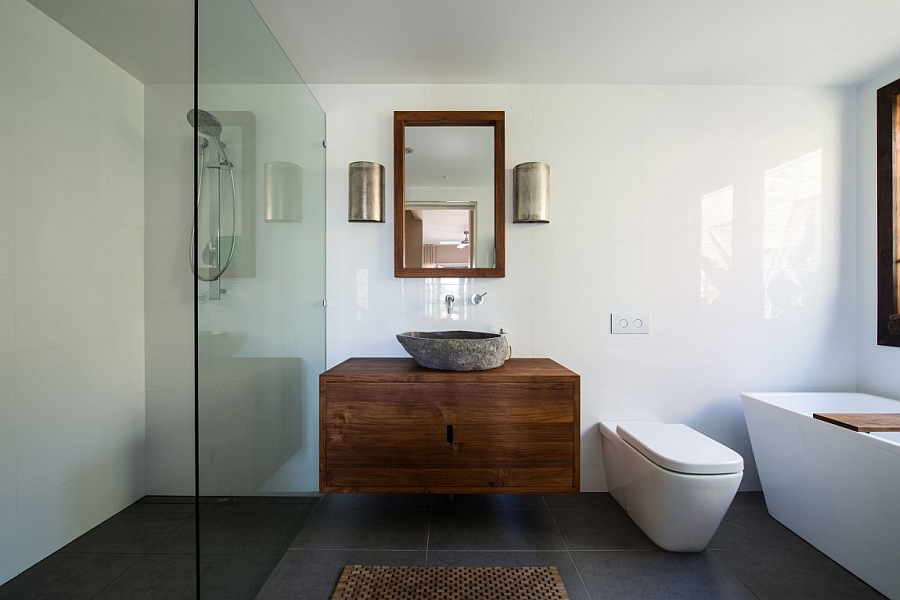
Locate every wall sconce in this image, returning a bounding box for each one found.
[348,161,385,222]
[264,161,302,222]
[513,162,550,223]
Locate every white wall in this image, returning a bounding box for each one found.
[312,84,858,491]
[143,84,196,494]
[856,63,900,399]
[0,0,145,585]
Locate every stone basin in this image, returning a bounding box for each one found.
[396,331,509,371]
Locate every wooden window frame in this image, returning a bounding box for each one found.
[876,78,900,346]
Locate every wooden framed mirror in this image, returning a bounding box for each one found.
[394,111,505,278]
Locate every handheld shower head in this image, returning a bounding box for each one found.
[187,109,230,164]
[187,108,221,137]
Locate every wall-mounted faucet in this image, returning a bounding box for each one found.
[471,292,488,305]
[445,294,455,315]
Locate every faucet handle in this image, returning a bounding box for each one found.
[471,292,488,305]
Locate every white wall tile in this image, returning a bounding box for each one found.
[1,1,146,584]
[0,432,15,513]
[0,118,15,202]
[0,355,15,434]
[145,228,193,285]
[0,507,17,585]
[15,278,143,351]
[146,445,195,495]
[145,391,194,447]
[0,276,13,355]
[145,337,194,393]
[145,283,193,339]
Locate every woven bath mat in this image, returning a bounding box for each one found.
[330,565,570,600]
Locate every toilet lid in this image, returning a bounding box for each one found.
[616,422,744,475]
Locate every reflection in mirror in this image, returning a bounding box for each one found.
[406,206,474,268]
[394,111,504,278]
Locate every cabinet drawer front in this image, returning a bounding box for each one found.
[325,423,573,468]
[324,382,575,425]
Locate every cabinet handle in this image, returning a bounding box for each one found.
[446,424,454,444]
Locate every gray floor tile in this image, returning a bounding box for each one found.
[428,508,566,551]
[126,493,194,513]
[197,511,312,554]
[427,550,590,600]
[138,495,194,505]
[201,495,321,514]
[256,549,426,600]
[199,554,286,600]
[58,511,192,554]
[123,501,196,514]
[543,492,623,511]
[431,493,550,511]
[317,493,433,510]
[92,553,196,600]
[0,553,141,600]
[728,491,767,510]
[2,492,889,600]
[290,508,430,550]
[572,550,757,600]
[707,507,810,550]
[552,507,657,550]
[150,517,196,554]
[712,547,887,599]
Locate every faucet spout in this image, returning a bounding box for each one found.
[445,294,455,315]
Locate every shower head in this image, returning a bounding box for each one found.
[187,109,230,164]
[187,109,221,137]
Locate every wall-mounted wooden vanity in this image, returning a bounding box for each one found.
[319,358,580,494]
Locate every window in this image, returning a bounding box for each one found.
[876,78,900,346]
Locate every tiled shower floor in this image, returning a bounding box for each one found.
[0,493,885,599]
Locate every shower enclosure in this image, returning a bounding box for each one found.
[195,0,326,596]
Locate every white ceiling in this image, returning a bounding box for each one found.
[26,0,900,86]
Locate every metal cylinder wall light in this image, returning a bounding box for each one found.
[348,161,385,222]
[264,161,302,222]
[513,162,550,223]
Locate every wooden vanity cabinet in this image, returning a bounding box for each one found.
[319,357,580,494]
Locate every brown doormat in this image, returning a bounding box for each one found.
[331,565,570,599]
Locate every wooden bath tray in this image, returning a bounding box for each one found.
[813,413,900,432]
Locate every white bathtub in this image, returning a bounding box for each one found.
[742,392,900,600]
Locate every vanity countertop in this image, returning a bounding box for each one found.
[321,357,578,381]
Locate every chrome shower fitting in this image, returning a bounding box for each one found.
[471,291,488,305]
[445,294,455,315]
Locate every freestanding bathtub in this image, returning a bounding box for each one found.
[742,392,900,600]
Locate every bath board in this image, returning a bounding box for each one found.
[330,565,570,600]
[812,412,900,432]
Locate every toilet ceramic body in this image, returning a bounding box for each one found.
[598,420,743,552]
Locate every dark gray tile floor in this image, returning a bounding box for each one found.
[0,492,887,600]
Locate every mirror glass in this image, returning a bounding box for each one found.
[394,111,505,278]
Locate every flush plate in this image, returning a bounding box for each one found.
[611,312,650,334]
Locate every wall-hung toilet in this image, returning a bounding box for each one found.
[598,420,743,552]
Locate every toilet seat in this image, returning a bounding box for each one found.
[616,422,743,475]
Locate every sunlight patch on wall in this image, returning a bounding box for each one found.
[762,150,822,319]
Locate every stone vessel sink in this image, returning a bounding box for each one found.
[396,331,509,371]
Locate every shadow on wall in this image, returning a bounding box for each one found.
[686,400,759,491]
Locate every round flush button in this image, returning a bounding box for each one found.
[619,319,628,328]
[634,319,643,328]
